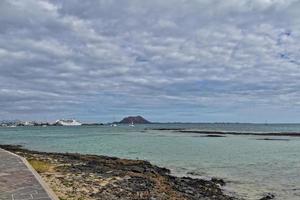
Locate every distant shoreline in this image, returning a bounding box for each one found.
[3,121,300,128]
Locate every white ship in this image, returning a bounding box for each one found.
[24,121,34,126]
[55,119,82,126]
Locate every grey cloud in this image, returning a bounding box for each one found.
[1,0,300,122]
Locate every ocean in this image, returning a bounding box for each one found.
[1,123,300,199]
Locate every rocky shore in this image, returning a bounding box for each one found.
[0,145,239,200]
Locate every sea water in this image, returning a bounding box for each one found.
[1,123,300,199]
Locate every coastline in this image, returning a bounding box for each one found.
[0,144,240,200]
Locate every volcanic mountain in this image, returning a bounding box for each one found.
[119,116,151,124]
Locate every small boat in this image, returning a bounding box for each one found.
[111,116,118,127]
[129,121,135,127]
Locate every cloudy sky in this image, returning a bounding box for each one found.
[1,0,300,123]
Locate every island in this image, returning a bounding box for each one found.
[119,116,151,124]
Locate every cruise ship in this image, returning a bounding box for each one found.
[54,119,82,126]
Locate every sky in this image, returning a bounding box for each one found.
[1,0,300,123]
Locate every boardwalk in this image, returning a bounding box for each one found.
[0,148,57,200]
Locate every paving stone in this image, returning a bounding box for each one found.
[0,194,12,200]
[31,193,50,199]
[0,149,55,200]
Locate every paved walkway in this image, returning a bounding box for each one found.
[0,148,57,200]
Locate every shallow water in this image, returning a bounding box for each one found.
[1,123,300,199]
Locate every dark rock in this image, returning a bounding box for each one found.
[211,177,226,186]
[128,166,145,173]
[259,193,275,200]
[187,171,203,176]
[145,128,185,131]
[256,138,290,141]
[118,176,154,192]
[204,135,226,137]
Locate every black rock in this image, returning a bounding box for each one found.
[204,135,226,137]
[211,177,226,186]
[259,193,275,200]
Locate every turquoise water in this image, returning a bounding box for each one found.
[1,123,300,199]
